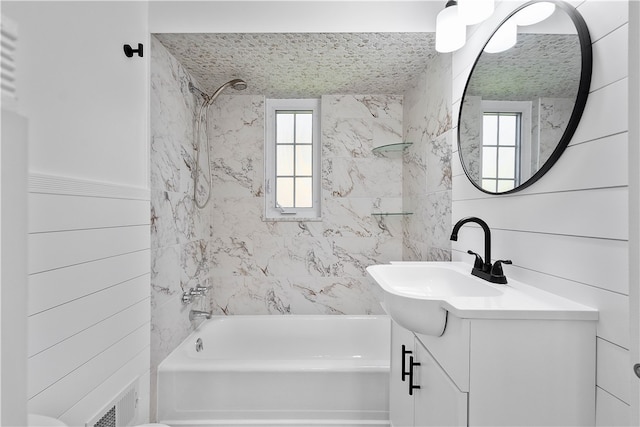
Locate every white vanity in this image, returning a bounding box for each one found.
[367,262,598,426]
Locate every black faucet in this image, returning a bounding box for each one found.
[450,216,512,284]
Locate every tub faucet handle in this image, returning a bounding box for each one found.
[195,285,210,294]
[182,287,205,304]
[181,291,192,304]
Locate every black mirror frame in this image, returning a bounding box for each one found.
[457,0,592,195]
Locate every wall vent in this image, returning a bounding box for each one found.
[85,380,139,427]
[115,384,137,426]
[94,407,116,427]
[0,15,18,100]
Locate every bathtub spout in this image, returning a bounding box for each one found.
[189,310,212,321]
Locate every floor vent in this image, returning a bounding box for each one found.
[86,380,139,427]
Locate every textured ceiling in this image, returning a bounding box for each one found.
[465,33,581,101]
[154,32,437,98]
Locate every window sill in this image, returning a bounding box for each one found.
[263,216,323,222]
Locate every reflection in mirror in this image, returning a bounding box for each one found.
[458,0,591,194]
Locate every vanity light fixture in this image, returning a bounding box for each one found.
[457,0,494,25]
[512,1,556,26]
[483,17,518,53]
[435,0,466,53]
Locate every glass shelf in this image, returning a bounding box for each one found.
[371,212,413,216]
[371,142,413,154]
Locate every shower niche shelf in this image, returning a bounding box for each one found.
[372,142,413,154]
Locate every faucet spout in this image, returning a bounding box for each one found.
[189,309,212,321]
[450,216,491,272]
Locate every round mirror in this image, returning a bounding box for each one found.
[457,0,592,194]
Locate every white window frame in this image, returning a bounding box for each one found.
[264,98,321,220]
[481,100,532,192]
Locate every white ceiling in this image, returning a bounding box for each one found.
[154,32,437,98]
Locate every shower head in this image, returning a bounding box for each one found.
[230,79,248,91]
[205,78,248,106]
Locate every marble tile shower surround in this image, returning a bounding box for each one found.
[150,36,214,417]
[459,96,482,182]
[538,97,574,168]
[402,56,453,262]
[207,94,404,315]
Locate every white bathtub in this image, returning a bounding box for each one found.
[157,315,391,427]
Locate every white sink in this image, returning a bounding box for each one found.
[367,262,502,336]
[367,262,598,336]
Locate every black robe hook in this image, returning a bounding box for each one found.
[123,43,143,58]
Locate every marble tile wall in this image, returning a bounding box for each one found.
[207,94,404,315]
[458,95,482,183]
[150,36,213,418]
[402,55,453,261]
[538,97,574,169]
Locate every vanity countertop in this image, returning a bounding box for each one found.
[370,261,598,321]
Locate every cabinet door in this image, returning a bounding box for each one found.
[390,321,415,427]
[413,343,467,427]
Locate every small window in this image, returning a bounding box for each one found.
[481,101,532,193]
[481,112,520,192]
[265,99,321,220]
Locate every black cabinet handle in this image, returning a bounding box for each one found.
[409,355,421,396]
[401,344,412,381]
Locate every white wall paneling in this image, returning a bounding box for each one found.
[27,174,150,423]
[29,226,149,275]
[577,0,628,42]
[596,387,630,426]
[28,274,149,358]
[571,78,629,145]
[453,227,627,295]
[28,325,149,418]
[28,250,150,316]
[590,24,628,91]
[597,338,632,404]
[1,109,28,426]
[28,298,150,399]
[2,1,149,188]
[29,193,150,233]
[453,187,628,240]
[627,0,640,422]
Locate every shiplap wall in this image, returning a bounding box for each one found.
[2,1,152,423]
[27,175,151,425]
[451,1,630,425]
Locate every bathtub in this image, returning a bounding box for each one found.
[156,315,391,427]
